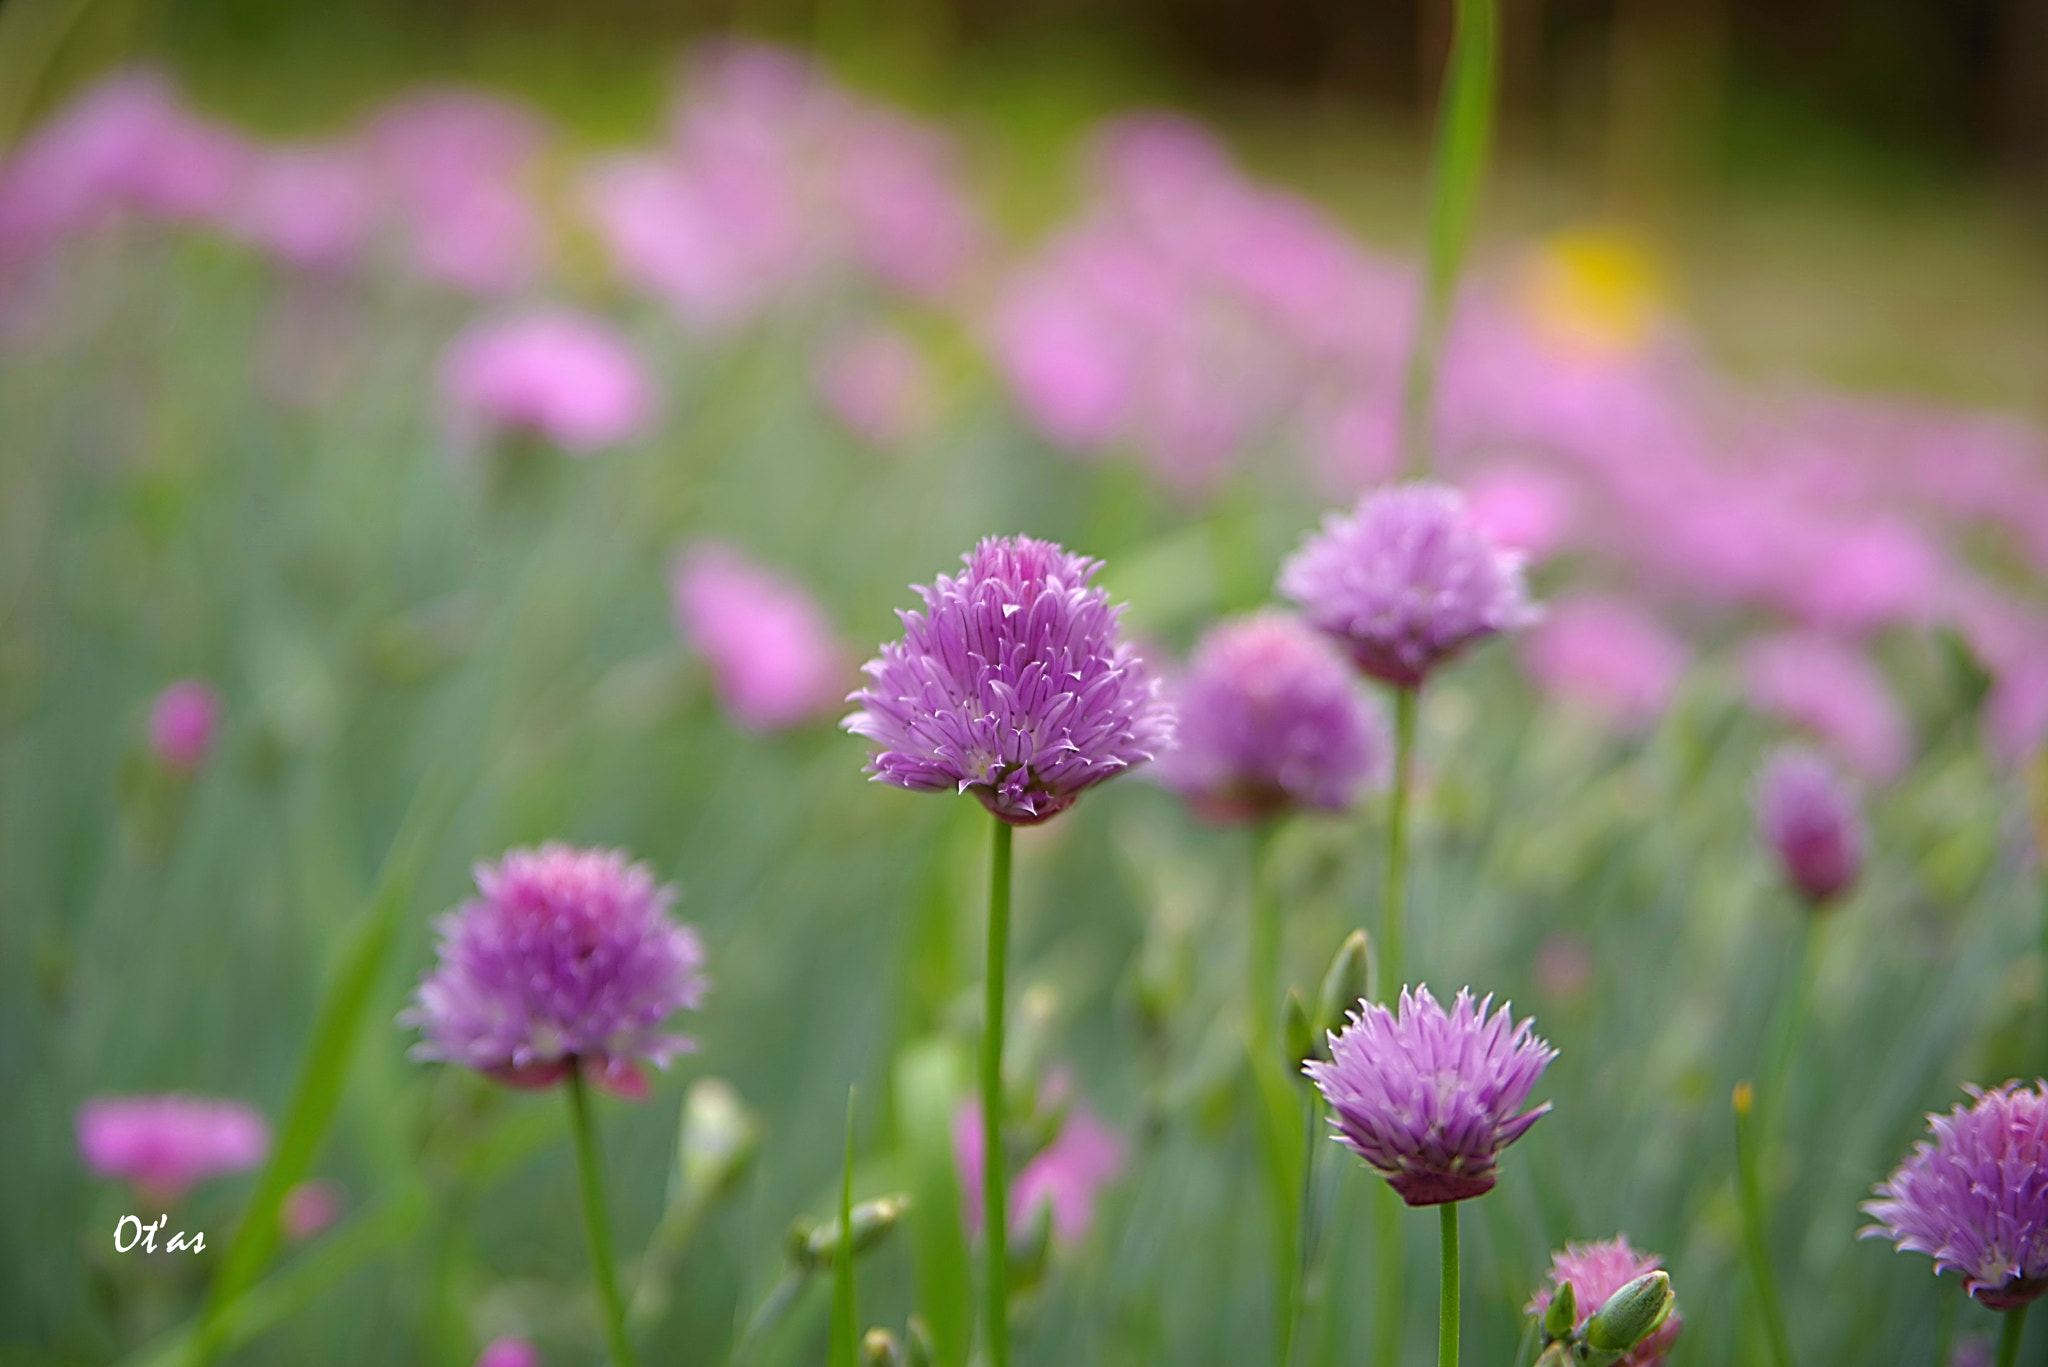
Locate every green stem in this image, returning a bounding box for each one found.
[1287,1092,1321,1367]
[1399,0,1501,475]
[1375,1184,1404,1367]
[1249,821,1283,1050]
[568,1067,640,1367]
[1438,1203,1460,1367]
[982,817,1015,1367]
[1759,917,1823,1143]
[1383,687,1418,1000]
[1998,1303,2032,1367]
[1248,821,1301,1367]
[1732,1082,1794,1367]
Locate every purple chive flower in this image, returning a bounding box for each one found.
[1280,483,1539,689]
[148,679,221,772]
[1863,1082,2048,1310]
[1527,1237,1683,1367]
[844,536,1175,826]
[475,1338,541,1367]
[76,1094,269,1203]
[1305,985,1556,1206]
[1753,745,1865,908]
[953,1096,1125,1245]
[403,844,707,1099]
[671,542,849,731]
[1157,611,1388,822]
[438,310,654,457]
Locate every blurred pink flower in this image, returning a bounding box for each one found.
[1465,462,1578,560]
[1987,655,2048,769]
[579,43,979,328]
[148,679,221,772]
[366,90,552,294]
[670,543,848,730]
[1775,516,1946,635]
[222,145,377,273]
[77,1094,269,1203]
[439,310,653,455]
[1742,631,1910,782]
[954,1096,1125,1245]
[280,1180,343,1242]
[475,1338,540,1367]
[1523,595,1688,730]
[815,327,934,450]
[0,69,248,259]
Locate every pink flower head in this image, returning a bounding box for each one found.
[1464,462,1578,561]
[671,543,849,730]
[222,144,377,273]
[366,90,552,294]
[1864,1082,2048,1310]
[77,1094,269,1202]
[476,1339,541,1367]
[1742,631,1910,782]
[1754,745,1865,908]
[1157,611,1389,821]
[280,1180,343,1242]
[0,68,247,258]
[845,536,1175,825]
[148,679,221,771]
[403,844,708,1099]
[439,311,653,456]
[1522,595,1688,730]
[953,1096,1125,1245]
[815,327,935,451]
[1305,986,1555,1206]
[1281,484,1540,689]
[1527,1236,1683,1367]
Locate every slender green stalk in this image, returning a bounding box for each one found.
[1383,687,1418,1003]
[831,1088,859,1367]
[1247,821,1302,1367]
[1758,916,1823,1143]
[982,817,1015,1367]
[1375,1185,1404,1367]
[1287,1092,1321,1367]
[1996,1304,2031,1367]
[1399,0,1501,475]
[1732,1082,1794,1367]
[1438,1203,1460,1367]
[1249,822,1283,1051]
[568,1068,641,1367]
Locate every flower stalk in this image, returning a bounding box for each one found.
[567,1067,640,1367]
[982,817,1014,1367]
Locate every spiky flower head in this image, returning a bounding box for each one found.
[845,535,1175,825]
[1305,985,1556,1206]
[1158,611,1388,822]
[404,844,707,1098]
[1862,1081,2048,1310]
[1754,745,1865,908]
[1279,483,1539,689]
[1527,1236,1684,1367]
[76,1094,268,1203]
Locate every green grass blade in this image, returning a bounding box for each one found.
[894,1038,972,1367]
[831,1086,861,1367]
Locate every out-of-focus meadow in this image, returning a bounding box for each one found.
[4,1,2048,1365]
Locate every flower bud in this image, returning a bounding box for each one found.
[678,1078,762,1206]
[1008,1191,1056,1291]
[904,1316,936,1367]
[1316,931,1373,1036]
[1541,1279,1577,1343]
[861,1328,904,1367]
[794,1195,910,1270]
[1585,1271,1674,1355]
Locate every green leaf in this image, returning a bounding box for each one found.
[831,1086,861,1367]
[894,1038,972,1367]
[181,770,456,1367]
